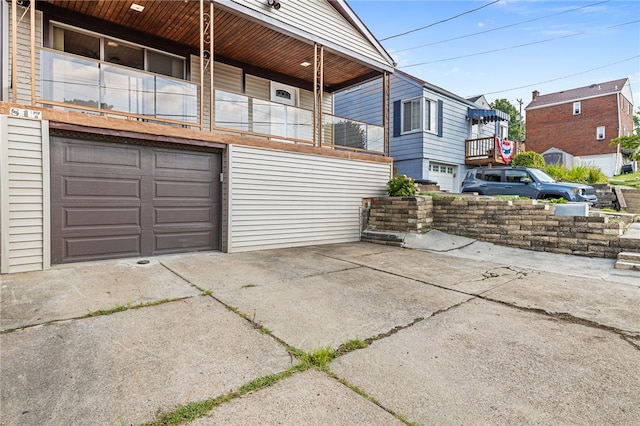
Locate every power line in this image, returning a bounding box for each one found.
[399,33,584,68]
[379,0,501,41]
[480,55,640,97]
[393,0,611,54]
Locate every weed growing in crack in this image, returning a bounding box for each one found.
[86,299,176,317]
[144,369,301,425]
[201,289,212,296]
[337,338,369,354]
[241,283,257,289]
[301,346,335,370]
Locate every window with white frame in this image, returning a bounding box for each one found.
[596,126,605,140]
[424,98,437,133]
[401,97,437,134]
[573,102,581,115]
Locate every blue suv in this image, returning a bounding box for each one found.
[461,166,598,203]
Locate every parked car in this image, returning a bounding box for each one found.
[461,166,598,203]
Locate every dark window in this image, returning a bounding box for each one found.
[481,170,502,182]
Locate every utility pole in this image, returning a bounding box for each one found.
[516,98,524,143]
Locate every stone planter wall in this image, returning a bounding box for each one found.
[366,196,433,233]
[364,195,638,258]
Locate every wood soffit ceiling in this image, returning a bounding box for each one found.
[39,0,380,91]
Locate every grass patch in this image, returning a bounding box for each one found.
[144,369,301,426]
[241,283,257,289]
[201,289,212,296]
[86,299,175,317]
[610,171,640,189]
[300,346,335,369]
[337,338,369,354]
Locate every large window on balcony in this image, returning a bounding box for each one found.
[51,25,185,79]
[44,24,196,123]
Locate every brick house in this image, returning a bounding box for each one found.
[525,78,635,176]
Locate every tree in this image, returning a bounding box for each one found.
[491,98,524,141]
[610,108,640,160]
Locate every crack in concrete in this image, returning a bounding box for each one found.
[320,253,638,348]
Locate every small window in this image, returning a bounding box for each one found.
[402,98,421,133]
[424,98,437,133]
[505,170,529,183]
[596,126,605,140]
[573,102,581,115]
[481,170,502,182]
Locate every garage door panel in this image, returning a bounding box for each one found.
[154,231,214,253]
[63,235,141,259]
[62,141,142,169]
[154,150,213,172]
[63,177,141,198]
[155,207,211,224]
[63,207,141,228]
[154,180,212,198]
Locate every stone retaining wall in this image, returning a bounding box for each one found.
[365,195,638,258]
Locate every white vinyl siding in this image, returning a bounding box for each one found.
[1,115,50,273]
[8,7,43,104]
[227,145,390,252]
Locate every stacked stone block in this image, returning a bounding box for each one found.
[365,195,632,259]
[367,196,433,233]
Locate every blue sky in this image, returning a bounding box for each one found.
[349,0,640,115]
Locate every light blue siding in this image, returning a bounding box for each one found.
[336,72,493,182]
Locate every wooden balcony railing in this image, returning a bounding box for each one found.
[465,136,524,166]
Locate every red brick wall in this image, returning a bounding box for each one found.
[526,93,629,157]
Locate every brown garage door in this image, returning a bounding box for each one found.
[51,136,221,264]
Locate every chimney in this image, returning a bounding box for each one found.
[532,90,539,100]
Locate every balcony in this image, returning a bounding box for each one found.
[465,136,524,166]
[40,49,384,154]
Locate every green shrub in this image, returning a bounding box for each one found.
[544,163,569,181]
[544,164,608,184]
[387,175,419,197]
[511,151,545,169]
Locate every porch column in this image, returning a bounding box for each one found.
[10,0,16,102]
[209,1,214,132]
[313,43,324,147]
[30,0,35,104]
[383,71,390,156]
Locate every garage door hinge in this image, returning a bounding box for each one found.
[219,173,224,183]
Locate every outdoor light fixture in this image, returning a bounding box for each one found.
[130,3,145,12]
[300,61,311,67]
[267,0,281,10]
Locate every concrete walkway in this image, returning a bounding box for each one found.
[1,235,639,425]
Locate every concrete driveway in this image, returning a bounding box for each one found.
[1,237,639,425]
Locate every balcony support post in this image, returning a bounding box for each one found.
[29,0,35,105]
[313,43,323,147]
[10,0,16,102]
[383,71,390,156]
[209,1,214,132]
[199,0,205,131]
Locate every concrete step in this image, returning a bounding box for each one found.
[617,251,640,262]
[614,260,640,271]
[620,189,640,213]
[615,250,640,270]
